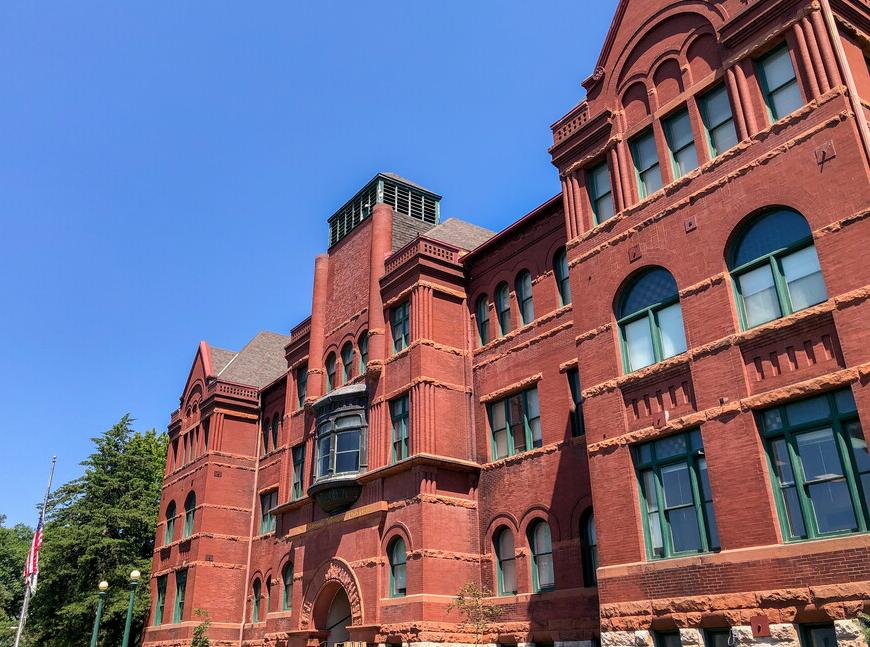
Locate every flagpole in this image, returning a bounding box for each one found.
[13,456,56,647]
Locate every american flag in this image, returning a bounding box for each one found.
[23,516,43,594]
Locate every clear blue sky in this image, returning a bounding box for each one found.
[0,1,617,525]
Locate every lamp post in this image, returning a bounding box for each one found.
[120,570,141,647]
[89,581,109,647]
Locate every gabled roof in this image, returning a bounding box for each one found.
[213,331,291,389]
[583,0,630,89]
[426,218,496,251]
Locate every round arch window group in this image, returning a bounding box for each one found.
[616,207,826,373]
[161,491,197,546]
[324,330,369,393]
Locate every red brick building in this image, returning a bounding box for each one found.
[143,2,870,647]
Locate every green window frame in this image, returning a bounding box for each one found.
[635,429,720,560]
[581,511,597,587]
[154,575,167,625]
[567,367,584,437]
[388,537,407,597]
[291,445,305,501]
[799,623,838,647]
[173,569,187,623]
[340,342,354,384]
[296,365,307,408]
[391,302,410,353]
[325,353,336,392]
[703,629,732,647]
[760,388,869,541]
[358,332,368,374]
[699,83,738,157]
[390,395,410,463]
[494,527,517,595]
[664,107,699,179]
[183,492,196,538]
[259,490,278,535]
[315,413,364,479]
[252,578,262,623]
[164,501,176,545]
[630,128,663,198]
[527,520,554,592]
[488,386,542,461]
[617,268,687,373]
[553,249,571,306]
[756,43,804,122]
[587,161,614,223]
[495,283,512,336]
[282,562,293,611]
[729,209,827,330]
[515,270,534,325]
[476,295,491,345]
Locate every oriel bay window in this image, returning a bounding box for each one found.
[587,160,614,223]
[729,208,826,329]
[636,429,720,559]
[488,386,542,460]
[259,489,277,534]
[756,43,804,122]
[494,527,517,595]
[699,83,738,157]
[391,301,410,353]
[617,267,687,372]
[390,395,410,463]
[664,108,699,179]
[316,413,365,479]
[631,128,662,198]
[760,388,869,540]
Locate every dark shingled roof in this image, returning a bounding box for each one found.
[214,331,291,388]
[210,347,237,375]
[425,218,496,251]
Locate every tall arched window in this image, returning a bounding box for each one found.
[527,520,554,592]
[476,295,491,345]
[252,578,262,623]
[358,332,368,374]
[495,282,512,336]
[728,208,826,329]
[164,501,176,545]
[581,511,598,587]
[271,416,280,452]
[388,537,407,597]
[265,576,273,616]
[617,267,687,372]
[262,416,270,455]
[183,492,196,538]
[515,270,535,324]
[282,562,293,611]
[494,527,517,595]
[554,249,571,306]
[325,353,337,392]
[341,342,354,384]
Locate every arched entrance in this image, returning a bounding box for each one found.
[322,588,351,647]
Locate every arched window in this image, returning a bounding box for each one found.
[358,332,368,374]
[581,511,598,587]
[527,520,554,592]
[554,249,571,306]
[164,501,176,545]
[476,295,491,346]
[728,208,826,329]
[325,353,337,392]
[617,267,687,372]
[252,578,262,623]
[341,342,354,384]
[271,416,280,452]
[495,282,512,336]
[515,270,535,325]
[388,537,407,597]
[296,364,308,408]
[282,562,293,611]
[494,527,517,595]
[183,492,196,538]
[265,575,273,615]
[262,416,271,455]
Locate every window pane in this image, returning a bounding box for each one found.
[674,144,699,177]
[804,625,837,647]
[640,165,663,195]
[710,122,738,156]
[655,433,687,460]
[661,463,694,508]
[502,558,517,594]
[666,110,698,177]
[509,394,526,453]
[770,82,803,119]
[657,632,682,647]
[835,389,857,414]
[796,429,857,533]
[701,84,737,155]
[796,429,841,482]
[771,439,806,538]
[764,409,784,431]
[668,506,703,553]
[335,449,360,474]
[620,268,679,317]
[625,317,655,371]
[534,522,552,553]
[634,131,658,171]
[393,563,406,592]
[847,421,870,473]
[739,264,781,327]
[705,630,731,647]
[782,246,826,311]
[785,395,830,426]
[658,303,687,359]
[536,553,555,589]
[595,194,614,221]
[642,470,664,557]
[761,47,797,90]
[336,430,359,452]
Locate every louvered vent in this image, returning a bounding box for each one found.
[327,173,441,247]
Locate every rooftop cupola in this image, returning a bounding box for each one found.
[327,172,441,247]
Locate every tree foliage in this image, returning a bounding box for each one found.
[25,415,167,647]
[858,613,869,645]
[447,581,504,645]
[0,516,34,645]
[191,608,211,647]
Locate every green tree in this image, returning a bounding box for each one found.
[447,582,504,645]
[190,608,211,647]
[0,516,34,646]
[26,415,167,647]
[858,613,869,645]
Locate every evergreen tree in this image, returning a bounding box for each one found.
[26,416,167,647]
[0,516,34,646]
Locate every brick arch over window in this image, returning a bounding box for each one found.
[518,504,561,542]
[686,31,721,82]
[381,522,414,555]
[298,558,364,630]
[621,81,650,124]
[652,57,684,106]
